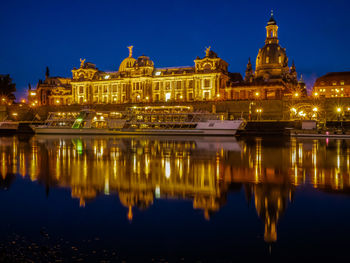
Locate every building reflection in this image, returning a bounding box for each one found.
[1,135,350,243]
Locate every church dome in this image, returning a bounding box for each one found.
[255,12,289,79]
[119,57,136,72]
[119,46,137,72]
[256,44,287,69]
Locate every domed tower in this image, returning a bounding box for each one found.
[255,11,290,80]
[119,46,137,72]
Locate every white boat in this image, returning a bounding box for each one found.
[33,106,245,136]
[0,121,19,134]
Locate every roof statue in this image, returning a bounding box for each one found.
[205,46,211,57]
[80,58,85,68]
[128,46,133,58]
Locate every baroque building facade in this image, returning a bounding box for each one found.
[31,46,235,106]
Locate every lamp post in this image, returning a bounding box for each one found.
[256,108,262,120]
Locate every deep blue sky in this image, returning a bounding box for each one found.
[1,0,349,100]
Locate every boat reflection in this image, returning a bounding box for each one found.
[1,136,350,243]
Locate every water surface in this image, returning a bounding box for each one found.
[0,135,350,262]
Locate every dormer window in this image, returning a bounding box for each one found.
[333,82,337,86]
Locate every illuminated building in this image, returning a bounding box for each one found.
[31,46,235,105]
[312,72,350,98]
[225,11,306,100]
[29,67,71,106]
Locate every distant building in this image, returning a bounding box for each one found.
[28,67,71,106]
[313,72,350,98]
[225,11,306,100]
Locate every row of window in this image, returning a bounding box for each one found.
[75,79,210,94]
[320,81,345,86]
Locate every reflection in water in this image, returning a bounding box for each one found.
[1,136,350,243]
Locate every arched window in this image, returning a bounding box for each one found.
[266,57,269,64]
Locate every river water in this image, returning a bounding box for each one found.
[0,135,350,262]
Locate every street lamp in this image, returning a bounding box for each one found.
[256,108,262,120]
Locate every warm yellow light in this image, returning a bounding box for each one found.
[1,98,5,102]
[145,96,149,100]
[180,95,183,99]
[217,94,220,98]
[256,108,262,113]
[291,107,297,113]
[30,92,36,96]
[312,107,318,112]
[12,112,18,116]
[31,103,35,107]
[137,95,140,99]
[255,92,260,97]
[314,92,319,97]
[336,107,342,113]
[294,92,299,98]
[21,99,26,103]
[56,100,60,104]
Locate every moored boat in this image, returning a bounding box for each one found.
[0,121,19,135]
[33,106,245,136]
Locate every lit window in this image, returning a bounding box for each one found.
[266,57,269,63]
[333,82,337,85]
[155,71,161,76]
[341,81,345,85]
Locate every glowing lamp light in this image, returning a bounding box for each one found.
[294,92,299,98]
[56,100,60,104]
[21,99,26,103]
[291,107,297,113]
[312,107,318,112]
[180,95,183,99]
[12,112,18,116]
[145,96,149,100]
[255,92,260,97]
[30,92,36,96]
[336,107,342,113]
[217,94,221,98]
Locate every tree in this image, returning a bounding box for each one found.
[0,74,16,102]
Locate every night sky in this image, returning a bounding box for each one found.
[1,0,349,100]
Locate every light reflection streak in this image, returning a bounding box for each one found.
[0,136,350,243]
